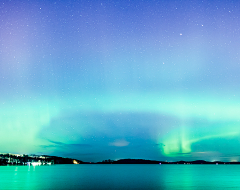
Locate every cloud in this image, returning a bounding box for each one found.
[109,139,130,147]
[156,143,165,147]
[40,139,92,149]
[48,140,65,145]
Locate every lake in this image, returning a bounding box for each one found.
[0,164,239,189]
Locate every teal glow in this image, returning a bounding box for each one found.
[160,126,240,157]
[0,99,59,153]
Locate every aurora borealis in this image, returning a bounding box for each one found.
[1,0,240,162]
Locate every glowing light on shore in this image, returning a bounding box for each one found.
[73,160,79,164]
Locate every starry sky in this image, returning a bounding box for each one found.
[1,0,240,162]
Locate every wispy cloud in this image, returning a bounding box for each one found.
[40,139,92,149]
[109,139,130,147]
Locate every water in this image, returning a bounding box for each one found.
[0,164,240,189]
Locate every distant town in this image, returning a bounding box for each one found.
[1,153,240,166]
[0,153,82,166]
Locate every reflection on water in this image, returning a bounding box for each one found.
[0,164,240,189]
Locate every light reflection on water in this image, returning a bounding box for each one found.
[0,164,240,189]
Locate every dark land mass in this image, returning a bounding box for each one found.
[0,153,82,166]
[91,159,240,165]
[1,153,240,165]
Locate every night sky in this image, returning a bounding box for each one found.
[1,0,240,162]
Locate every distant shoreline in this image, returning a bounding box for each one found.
[1,153,240,165]
[88,159,240,165]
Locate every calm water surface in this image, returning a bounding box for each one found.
[0,164,239,190]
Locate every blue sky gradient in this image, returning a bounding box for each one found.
[1,0,240,162]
